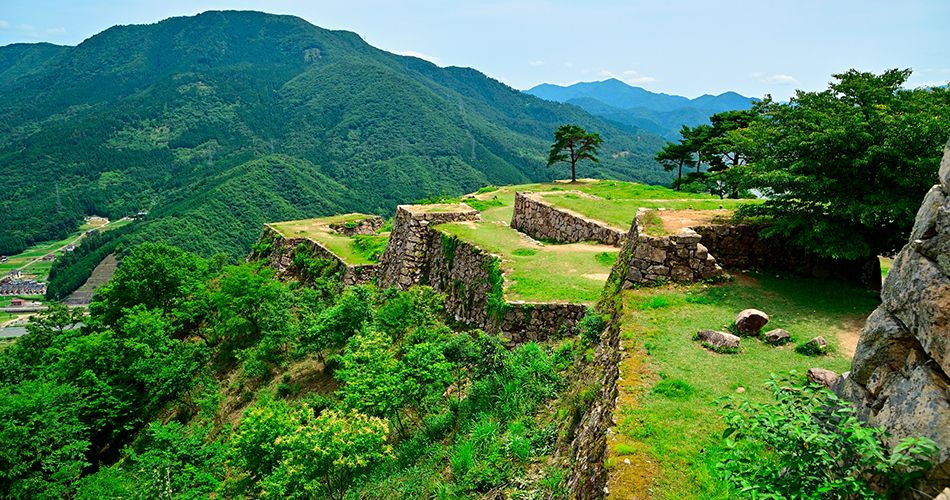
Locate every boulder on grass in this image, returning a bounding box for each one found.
[764,328,791,344]
[806,368,837,389]
[697,329,740,350]
[806,336,828,352]
[735,309,769,335]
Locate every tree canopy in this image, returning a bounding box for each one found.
[546,125,604,182]
[735,69,950,260]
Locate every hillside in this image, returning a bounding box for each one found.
[525,79,758,140]
[0,11,670,259]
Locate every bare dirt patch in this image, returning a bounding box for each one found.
[545,242,613,253]
[582,273,609,281]
[838,313,870,358]
[656,209,731,233]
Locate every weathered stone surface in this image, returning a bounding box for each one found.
[612,209,724,287]
[806,368,837,389]
[510,191,626,246]
[696,329,740,350]
[764,328,791,344]
[849,308,917,386]
[694,223,876,288]
[805,336,828,352]
[833,167,950,495]
[881,249,950,376]
[329,214,384,236]
[940,135,950,194]
[735,309,769,334]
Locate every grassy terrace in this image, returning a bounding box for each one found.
[467,179,756,230]
[438,221,618,304]
[607,274,880,497]
[270,214,388,266]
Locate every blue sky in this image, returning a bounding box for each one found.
[1,0,947,101]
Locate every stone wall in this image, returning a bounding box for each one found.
[408,221,586,341]
[833,138,950,497]
[376,204,481,290]
[251,225,378,286]
[605,209,724,288]
[329,215,384,236]
[694,223,876,287]
[510,191,626,246]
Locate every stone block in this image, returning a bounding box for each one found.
[671,265,693,281]
[940,135,950,194]
[735,309,769,334]
[806,368,838,390]
[696,329,740,350]
[881,249,950,375]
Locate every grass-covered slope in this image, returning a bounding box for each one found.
[0,10,670,258]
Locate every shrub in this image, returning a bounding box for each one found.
[717,373,938,499]
[578,307,607,344]
[512,248,536,257]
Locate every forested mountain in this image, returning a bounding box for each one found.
[0,11,669,258]
[525,79,758,140]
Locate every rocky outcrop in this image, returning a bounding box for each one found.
[329,215,384,236]
[252,225,377,286]
[833,138,950,497]
[610,210,723,287]
[376,204,481,290]
[694,223,879,288]
[510,191,626,246]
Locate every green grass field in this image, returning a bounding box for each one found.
[271,215,388,266]
[607,273,880,498]
[438,221,618,304]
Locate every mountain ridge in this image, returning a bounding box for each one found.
[0,10,671,258]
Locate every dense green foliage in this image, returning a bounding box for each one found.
[0,242,585,498]
[734,69,950,259]
[0,10,669,258]
[718,373,937,499]
[44,224,137,300]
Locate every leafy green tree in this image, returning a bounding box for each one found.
[89,242,211,327]
[736,69,950,260]
[546,125,604,182]
[654,139,696,190]
[261,408,392,500]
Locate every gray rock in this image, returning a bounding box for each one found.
[806,368,837,389]
[764,328,791,344]
[940,135,950,195]
[735,309,769,334]
[696,329,740,350]
[804,336,828,352]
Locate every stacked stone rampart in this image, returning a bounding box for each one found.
[833,138,950,497]
[605,209,723,288]
[252,225,378,286]
[329,215,384,236]
[511,191,625,246]
[376,204,481,290]
[420,227,585,342]
[694,223,873,286]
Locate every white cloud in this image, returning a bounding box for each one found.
[622,70,655,84]
[528,60,544,67]
[565,62,573,68]
[762,74,800,85]
[392,50,441,65]
[749,72,764,77]
[0,20,66,39]
[596,69,655,85]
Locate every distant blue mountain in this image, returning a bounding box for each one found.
[524,79,759,140]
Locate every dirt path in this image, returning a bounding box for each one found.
[655,209,731,233]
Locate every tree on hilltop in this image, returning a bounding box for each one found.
[736,68,950,262]
[546,124,603,182]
